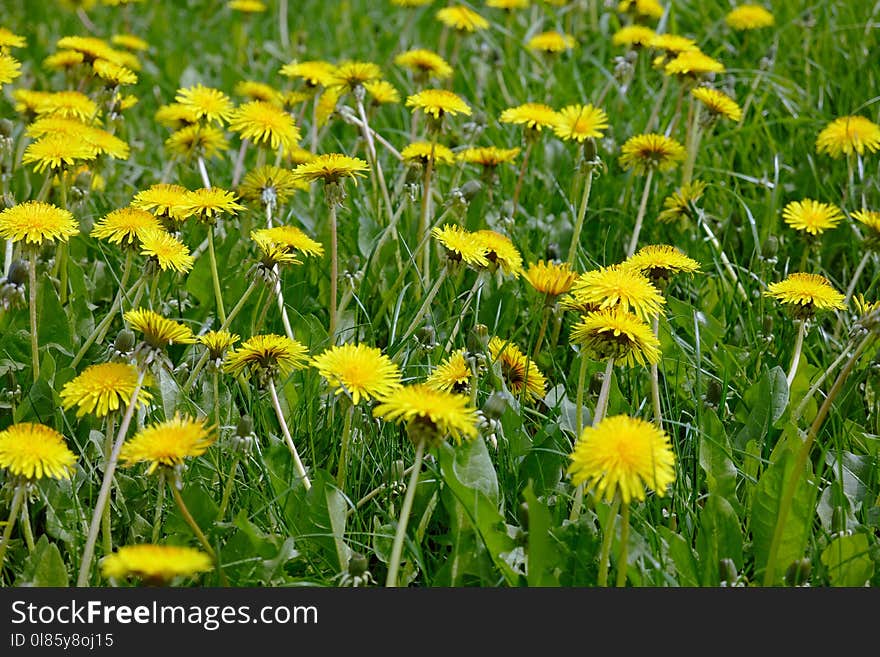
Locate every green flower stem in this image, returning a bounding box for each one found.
[594,357,616,425]
[28,248,39,381]
[697,211,748,301]
[356,95,394,227]
[385,438,425,587]
[615,502,630,587]
[20,494,35,553]
[267,377,312,491]
[182,279,259,392]
[151,469,165,544]
[511,140,534,219]
[57,175,70,305]
[843,251,872,306]
[574,352,590,439]
[101,414,116,556]
[77,369,146,587]
[596,494,621,587]
[336,403,356,491]
[216,453,242,522]
[644,76,670,133]
[71,250,135,370]
[681,99,702,187]
[792,339,853,421]
[418,145,437,293]
[650,314,663,427]
[0,486,25,573]
[206,226,227,325]
[328,201,339,340]
[625,169,654,258]
[231,138,250,189]
[531,303,551,360]
[396,267,447,350]
[443,272,485,353]
[566,164,595,267]
[170,482,214,559]
[762,330,876,586]
[786,319,807,388]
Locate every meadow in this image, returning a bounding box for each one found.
[0,0,878,588]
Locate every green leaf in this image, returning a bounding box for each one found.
[437,441,521,586]
[733,366,788,451]
[658,527,699,587]
[699,411,739,506]
[750,442,817,584]
[820,534,874,587]
[16,535,69,587]
[37,272,73,355]
[286,470,349,572]
[522,482,558,586]
[696,495,744,585]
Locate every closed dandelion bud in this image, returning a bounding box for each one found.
[482,391,508,420]
[761,235,779,260]
[784,558,811,586]
[6,259,28,287]
[0,119,12,138]
[831,505,846,534]
[236,414,254,439]
[458,179,482,201]
[589,370,606,396]
[581,138,598,165]
[416,325,436,350]
[2,193,14,210]
[545,242,561,262]
[114,328,136,354]
[719,558,738,585]
[518,501,529,532]
[347,551,368,578]
[762,315,774,335]
[74,169,93,191]
[387,459,405,484]
[706,379,723,406]
[467,324,489,355]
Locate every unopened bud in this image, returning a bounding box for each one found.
[114,328,136,353]
[347,551,368,577]
[458,179,482,201]
[518,501,529,532]
[0,119,13,138]
[6,259,27,287]
[761,235,779,259]
[466,324,489,354]
[719,558,738,585]
[784,558,811,586]
[545,243,561,262]
[482,391,508,420]
[236,414,254,438]
[831,506,846,534]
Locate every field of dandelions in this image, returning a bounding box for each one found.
[0,0,878,589]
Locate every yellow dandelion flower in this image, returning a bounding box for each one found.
[91,207,161,246]
[33,90,98,121]
[553,104,609,142]
[617,0,664,21]
[0,28,26,50]
[251,231,301,270]
[22,133,98,173]
[426,349,472,393]
[364,80,400,105]
[228,100,301,151]
[119,413,215,475]
[649,33,699,57]
[853,294,880,318]
[175,84,235,125]
[281,90,314,111]
[405,88,471,120]
[568,414,675,504]
[124,308,196,348]
[657,180,706,224]
[499,102,559,132]
[852,209,880,246]
[252,225,324,257]
[764,273,846,319]
[197,330,240,362]
[524,260,577,297]
[311,343,402,405]
[60,362,152,418]
[474,229,523,277]
[432,224,489,268]
[93,58,138,86]
[436,5,489,32]
[330,60,382,92]
[0,201,78,246]
[527,31,576,53]
[154,102,200,129]
[612,25,657,49]
[373,383,479,446]
[568,264,666,319]
[624,244,700,283]
[139,228,194,273]
[239,165,307,206]
[227,0,267,11]
[619,133,686,175]
[391,0,433,6]
[26,116,129,160]
[291,153,369,186]
[487,0,529,9]
[278,60,337,88]
[55,35,116,63]
[234,80,283,106]
[43,50,85,71]
[131,184,191,223]
[394,48,453,80]
[570,307,661,366]
[401,141,456,166]
[457,146,520,169]
[177,187,245,223]
[315,86,342,127]
[664,50,725,77]
[101,544,213,584]
[164,124,229,161]
[489,336,546,400]
[725,4,774,31]
[224,334,310,383]
[782,199,844,236]
[691,86,742,122]
[0,423,77,481]
[111,34,149,51]
[816,115,880,159]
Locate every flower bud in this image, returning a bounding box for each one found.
[236,414,254,439]
[6,259,28,287]
[482,391,508,420]
[347,552,368,577]
[784,558,811,586]
[719,558,738,585]
[466,324,489,354]
[114,328,136,353]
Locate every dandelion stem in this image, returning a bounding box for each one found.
[77,369,146,587]
[650,314,663,427]
[566,165,595,267]
[151,470,165,544]
[170,482,215,559]
[216,453,241,522]
[28,249,39,381]
[206,226,227,325]
[385,439,425,587]
[196,155,212,189]
[511,140,534,219]
[594,357,615,425]
[787,320,807,388]
[626,169,654,258]
[397,267,447,349]
[762,330,876,586]
[20,494,35,553]
[231,139,249,189]
[615,501,630,587]
[698,211,748,301]
[532,303,551,360]
[443,272,484,353]
[596,494,621,587]
[792,338,853,421]
[101,415,116,555]
[346,463,417,519]
[843,251,871,306]
[418,145,437,292]
[574,352,589,438]
[328,201,339,341]
[336,403,355,491]
[0,486,25,573]
[681,98,702,187]
[267,378,312,490]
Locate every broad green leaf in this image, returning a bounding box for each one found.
[658,527,699,587]
[16,535,69,587]
[286,470,349,572]
[820,534,874,587]
[699,411,739,507]
[38,272,73,355]
[696,495,744,585]
[522,482,558,586]
[733,366,788,451]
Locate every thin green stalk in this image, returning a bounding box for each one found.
[625,169,654,258]
[681,98,702,187]
[78,369,146,587]
[101,414,116,556]
[385,439,425,587]
[762,331,876,586]
[20,494,35,553]
[395,267,447,349]
[151,470,166,544]
[356,94,394,227]
[574,352,589,438]
[786,319,807,388]
[615,502,630,587]
[336,403,355,490]
[267,377,312,490]
[28,248,39,381]
[596,495,621,587]
[216,453,242,522]
[531,303,551,360]
[511,140,534,219]
[0,486,25,573]
[171,483,227,588]
[206,226,227,325]
[443,272,484,352]
[328,202,338,340]
[594,357,615,425]
[566,165,594,267]
[418,145,436,292]
[650,314,662,427]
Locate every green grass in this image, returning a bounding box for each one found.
[0,0,878,588]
